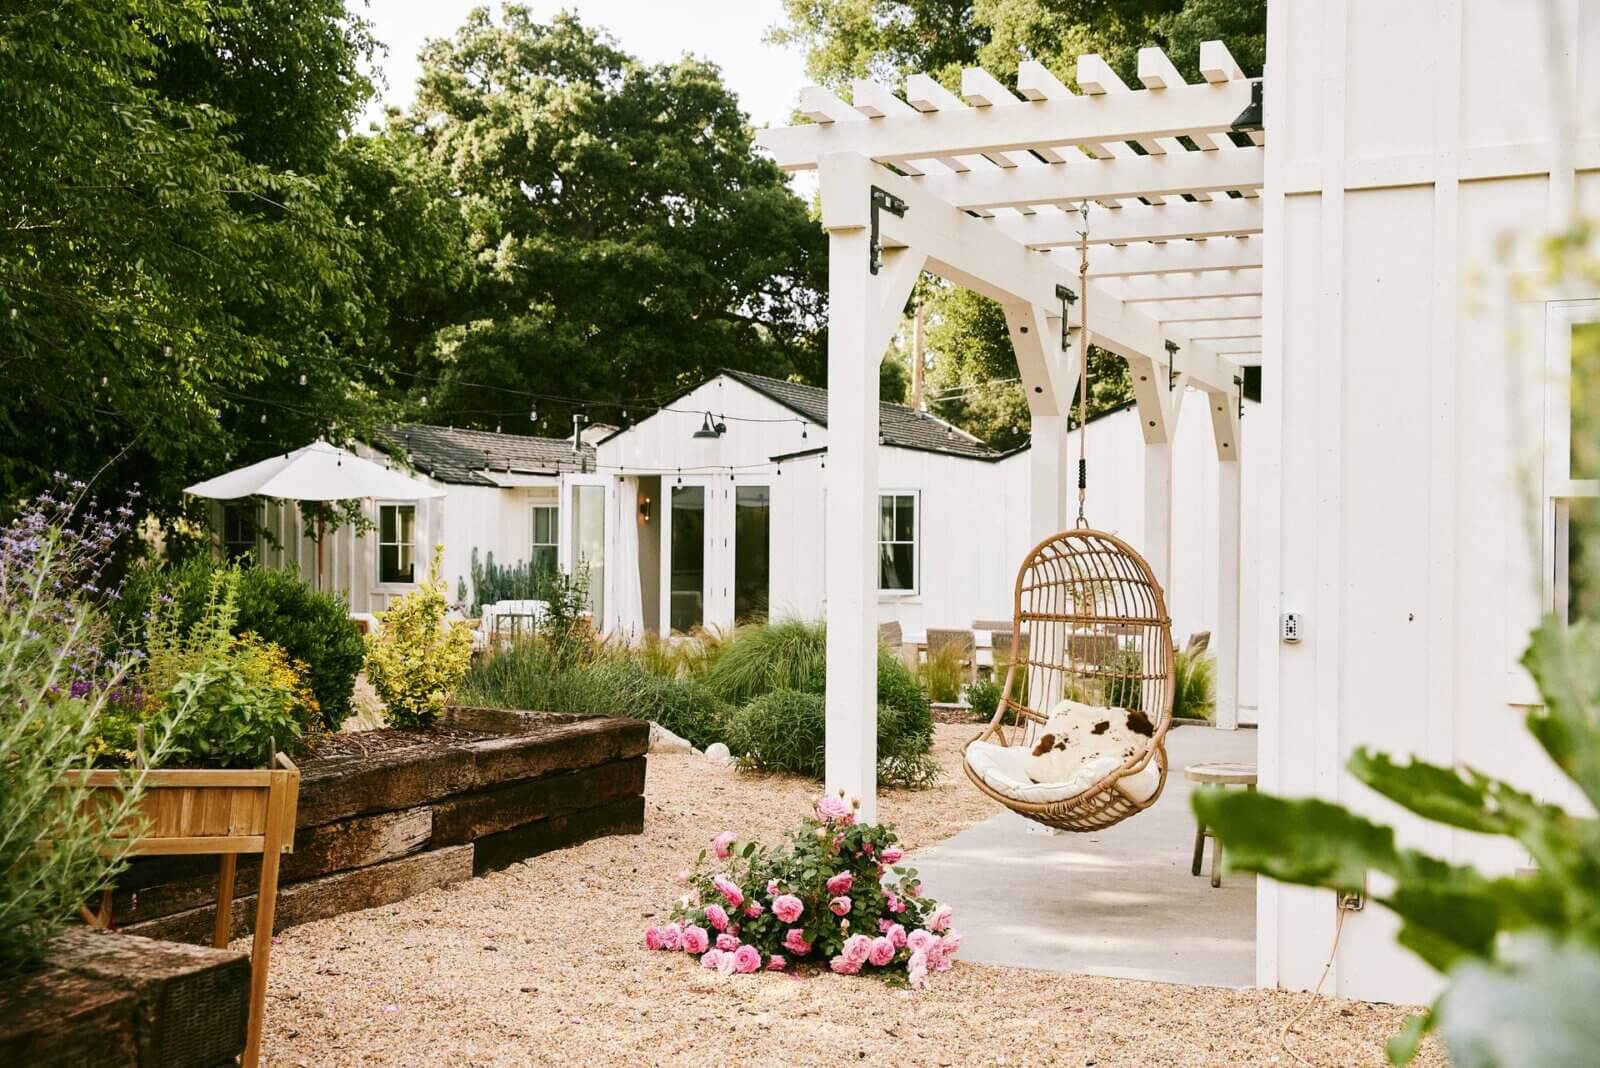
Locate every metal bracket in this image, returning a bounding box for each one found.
[869,186,908,275]
[1165,339,1180,392]
[1055,283,1077,351]
[1231,79,1264,132]
[1233,374,1245,419]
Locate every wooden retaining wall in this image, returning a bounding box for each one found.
[117,710,648,945]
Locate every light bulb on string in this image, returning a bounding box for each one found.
[100,376,107,388]
[299,373,307,386]
[529,405,538,422]
[800,422,807,440]
[163,345,171,356]
[260,413,267,424]
[420,395,429,408]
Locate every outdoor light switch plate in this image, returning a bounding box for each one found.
[1280,613,1302,643]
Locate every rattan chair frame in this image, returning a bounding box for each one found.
[965,528,1176,832]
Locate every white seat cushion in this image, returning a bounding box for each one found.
[965,740,1160,806]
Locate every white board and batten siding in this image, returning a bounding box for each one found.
[1260,0,1600,1002]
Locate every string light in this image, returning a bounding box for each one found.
[299,373,307,386]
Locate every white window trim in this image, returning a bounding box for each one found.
[373,500,419,590]
[221,500,259,560]
[1546,299,1600,625]
[531,503,560,573]
[877,489,921,597]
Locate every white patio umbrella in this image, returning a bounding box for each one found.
[185,440,444,586]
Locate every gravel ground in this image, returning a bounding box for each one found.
[260,724,1447,1067]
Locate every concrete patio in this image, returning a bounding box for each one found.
[914,724,1257,988]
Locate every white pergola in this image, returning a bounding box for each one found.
[756,42,1264,821]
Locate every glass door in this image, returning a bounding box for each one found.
[733,484,770,623]
[664,481,707,633]
[563,477,609,624]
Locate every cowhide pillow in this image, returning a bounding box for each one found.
[1022,699,1156,785]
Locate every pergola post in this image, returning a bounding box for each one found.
[1210,387,1243,729]
[1029,415,1069,540]
[817,153,926,823]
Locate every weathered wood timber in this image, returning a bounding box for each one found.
[294,744,476,827]
[432,756,646,846]
[0,930,248,1068]
[474,794,646,875]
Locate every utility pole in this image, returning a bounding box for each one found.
[910,300,926,411]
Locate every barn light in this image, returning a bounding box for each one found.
[692,412,726,439]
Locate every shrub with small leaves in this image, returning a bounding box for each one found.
[364,546,474,728]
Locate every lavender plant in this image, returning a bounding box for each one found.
[0,477,180,978]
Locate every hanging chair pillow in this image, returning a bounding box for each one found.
[1023,699,1157,785]
[965,740,1160,806]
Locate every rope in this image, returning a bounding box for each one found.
[1075,203,1091,529]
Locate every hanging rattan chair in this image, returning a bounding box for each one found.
[964,528,1175,831]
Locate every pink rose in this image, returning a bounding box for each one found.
[825,871,854,895]
[717,950,738,976]
[877,919,891,934]
[930,941,953,973]
[881,846,903,865]
[907,949,929,990]
[829,955,862,975]
[887,923,907,948]
[927,905,953,933]
[766,878,781,895]
[816,794,854,826]
[660,922,682,951]
[783,928,812,956]
[868,936,896,967]
[942,930,962,957]
[863,841,875,857]
[771,894,804,924]
[713,875,745,909]
[713,831,737,859]
[766,954,788,972]
[681,926,709,954]
[716,932,739,952]
[843,934,873,966]
[829,895,852,917]
[906,929,936,954]
[675,868,693,886]
[744,901,764,919]
[733,944,761,974]
[644,927,663,951]
[704,904,729,932]
[700,949,722,970]
[885,893,905,914]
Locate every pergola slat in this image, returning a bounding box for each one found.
[1077,53,1183,159]
[909,147,1263,210]
[1108,270,1264,302]
[1176,319,1264,340]
[1139,46,1222,151]
[1059,235,1263,277]
[990,198,1261,246]
[757,78,1257,172]
[1142,296,1263,321]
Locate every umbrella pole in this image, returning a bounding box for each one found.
[316,512,325,590]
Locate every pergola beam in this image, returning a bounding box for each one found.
[1177,318,1264,339]
[910,148,1263,211]
[988,198,1262,247]
[1142,296,1263,321]
[1062,235,1263,277]
[757,79,1258,171]
[1109,269,1264,302]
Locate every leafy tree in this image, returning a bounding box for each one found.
[394,7,828,435]
[0,0,389,509]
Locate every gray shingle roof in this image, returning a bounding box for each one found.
[720,369,1004,461]
[380,424,594,486]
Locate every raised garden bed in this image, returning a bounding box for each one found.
[115,709,646,945]
[0,928,249,1068]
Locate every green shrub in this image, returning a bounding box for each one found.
[725,689,825,777]
[704,619,827,704]
[1172,648,1215,722]
[917,645,965,703]
[457,636,732,750]
[114,557,363,731]
[364,547,475,728]
[1101,648,1145,711]
[965,678,1002,721]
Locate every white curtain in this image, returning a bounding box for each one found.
[609,476,646,641]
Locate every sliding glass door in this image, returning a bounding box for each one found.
[733,484,770,623]
[666,482,707,633]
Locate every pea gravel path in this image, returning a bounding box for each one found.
[259,725,1447,1067]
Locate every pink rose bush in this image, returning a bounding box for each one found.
[642,794,958,988]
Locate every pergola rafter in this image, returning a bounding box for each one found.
[757,40,1262,817]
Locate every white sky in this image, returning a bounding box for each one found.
[357,0,809,130]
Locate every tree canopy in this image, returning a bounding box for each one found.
[393,7,828,438]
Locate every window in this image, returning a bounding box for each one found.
[221,502,258,562]
[878,492,918,593]
[571,485,605,621]
[734,485,771,622]
[378,504,415,584]
[531,505,559,578]
[1555,313,1600,623]
[669,485,705,632]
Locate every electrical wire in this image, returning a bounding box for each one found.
[1279,905,1350,1068]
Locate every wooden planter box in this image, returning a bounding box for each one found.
[64,754,300,1068]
